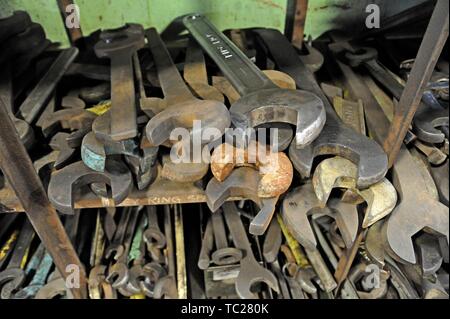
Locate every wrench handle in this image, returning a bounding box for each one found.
[184,38,208,85]
[109,52,138,140]
[145,28,194,104]
[8,219,34,269]
[211,209,228,250]
[364,59,404,101]
[222,202,252,253]
[19,47,78,123]
[183,14,276,96]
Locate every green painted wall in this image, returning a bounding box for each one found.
[0,0,287,47]
[0,0,429,47]
[304,0,428,39]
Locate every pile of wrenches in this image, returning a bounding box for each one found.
[0,10,448,299]
[0,206,176,299]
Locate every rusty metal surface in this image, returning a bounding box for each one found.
[0,98,87,299]
[383,0,449,167]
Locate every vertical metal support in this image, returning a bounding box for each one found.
[0,99,87,299]
[174,205,187,299]
[56,0,83,45]
[285,0,308,48]
[383,0,449,167]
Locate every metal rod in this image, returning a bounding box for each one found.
[383,0,448,167]
[0,98,87,299]
[290,0,308,49]
[56,0,83,45]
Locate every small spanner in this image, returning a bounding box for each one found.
[205,167,279,235]
[222,201,279,299]
[210,209,243,266]
[48,159,132,214]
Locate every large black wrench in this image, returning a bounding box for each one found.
[183,14,326,149]
[252,28,388,188]
[94,24,145,141]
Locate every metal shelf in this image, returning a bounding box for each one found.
[1,169,241,213]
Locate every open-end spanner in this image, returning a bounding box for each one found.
[81,130,139,172]
[205,167,279,235]
[143,206,166,263]
[222,201,278,299]
[252,28,388,188]
[184,38,224,102]
[281,183,358,250]
[210,209,243,266]
[210,141,293,198]
[160,153,209,183]
[381,145,449,264]
[415,233,444,278]
[0,219,34,299]
[312,156,397,228]
[106,206,140,289]
[139,262,167,298]
[93,24,144,141]
[144,27,230,147]
[212,70,296,105]
[343,46,448,144]
[117,211,147,296]
[184,15,326,149]
[18,48,78,124]
[34,276,74,299]
[333,47,450,265]
[38,105,96,140]
[49,132,76,169]
[48,159,132,214]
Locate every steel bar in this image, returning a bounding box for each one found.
[0,98,87,299]
[56,0,83,45]
[383,0,449,167]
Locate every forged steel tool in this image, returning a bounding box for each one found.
[205,167,279,235]
[222,201,279,299]
[48,159,132,214]
[183,14,326,149]
[94,24,145,141]
[252,28,388,188]
[210,209,243,266]
[333,45,449,265]
[144,27,230,147]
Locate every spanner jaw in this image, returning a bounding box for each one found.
[230,88,326,148]
[289,119,388,188]
[48,160,132,214]
[0,269,25,299]
[235,256,279,299]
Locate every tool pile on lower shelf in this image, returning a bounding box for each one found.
[0,8,448,299]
